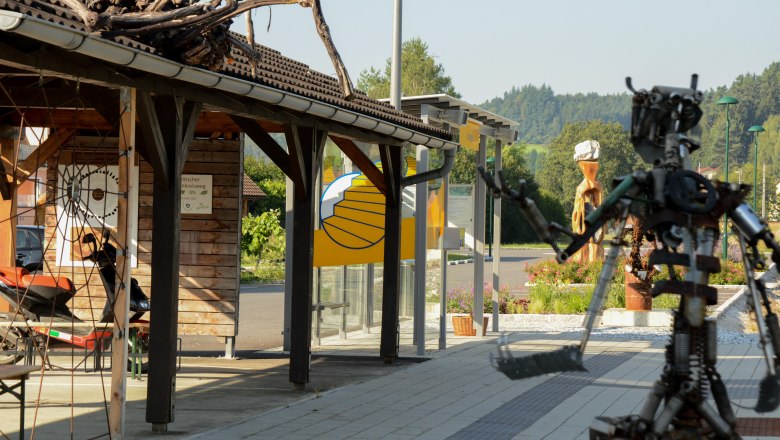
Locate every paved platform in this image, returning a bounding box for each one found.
[2,327,779,439]
[193,328,780,440]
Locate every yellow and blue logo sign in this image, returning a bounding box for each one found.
[313,159,416,267]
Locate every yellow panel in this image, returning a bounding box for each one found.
[459,120,482,151]
[314,217,415,267]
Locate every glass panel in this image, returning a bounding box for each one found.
[16,229,27,248]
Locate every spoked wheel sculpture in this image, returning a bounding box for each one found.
[0,79,150,438]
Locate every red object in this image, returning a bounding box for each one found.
[625,270,652,311]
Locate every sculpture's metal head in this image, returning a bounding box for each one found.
[626,74,704,164]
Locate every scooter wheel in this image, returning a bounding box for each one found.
[0,326,24,365]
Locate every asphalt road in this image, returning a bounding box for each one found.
[446,248,552,297]
[181,248,554,352]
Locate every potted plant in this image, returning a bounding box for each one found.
[446,284,510,336]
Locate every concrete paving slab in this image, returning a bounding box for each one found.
[4,325,780,439]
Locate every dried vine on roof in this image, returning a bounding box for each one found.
[48,0,355,98]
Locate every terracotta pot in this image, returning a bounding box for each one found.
[625,270,652,311]
[452,315,489,336]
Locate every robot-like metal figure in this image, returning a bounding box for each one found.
[481,75,780,439]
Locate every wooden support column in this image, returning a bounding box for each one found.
[286,124,325,388]
[0,137,16,313]
[109,87,136,439]
[329,136,386,195]
[379,145,403,363]
[144,94,202,431]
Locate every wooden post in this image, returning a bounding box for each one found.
[286,125,325,388]
[145,96,201,431]
[379,145,402,362]
[0,137,16,313]
[109,87,136,439]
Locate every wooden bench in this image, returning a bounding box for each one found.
[0,364,39,440]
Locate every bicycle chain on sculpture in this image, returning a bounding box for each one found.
[481,74,780,439]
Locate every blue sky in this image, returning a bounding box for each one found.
[234,0,780,104]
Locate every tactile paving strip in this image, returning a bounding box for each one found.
[447,351,636,440]
[736,417,780,436]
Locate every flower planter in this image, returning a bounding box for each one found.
[625,270,652,311]
[452,315,489,336]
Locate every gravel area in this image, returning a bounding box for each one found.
[502,324,760,345]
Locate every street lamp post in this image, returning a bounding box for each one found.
[486,156,495,257]
[717,95,738,260]
[748,125,766,211]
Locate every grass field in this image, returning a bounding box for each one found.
[523,143,547,153]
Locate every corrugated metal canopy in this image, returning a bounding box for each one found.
[381,94,519,130]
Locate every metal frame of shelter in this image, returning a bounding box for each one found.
[389,95,520,343]
[0,9,456,438]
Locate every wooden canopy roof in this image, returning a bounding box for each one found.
[0,0,455,149]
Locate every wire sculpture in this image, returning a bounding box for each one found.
[0,82,147,438]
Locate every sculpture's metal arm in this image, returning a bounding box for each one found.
[480,167,638,379]
[731,202,780,412]
[478,167,636,264]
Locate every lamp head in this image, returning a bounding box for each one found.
[717,96,738,105]
[748,125,766,133]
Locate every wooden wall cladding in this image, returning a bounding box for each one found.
[44,139,241,337]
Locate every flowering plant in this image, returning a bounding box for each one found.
[446,283,515,313]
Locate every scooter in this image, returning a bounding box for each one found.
[0,232,150,368]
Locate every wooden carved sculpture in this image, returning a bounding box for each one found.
[571,140,604,264]
[50,0,355,98]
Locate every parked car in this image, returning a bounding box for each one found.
[15,225,44,272]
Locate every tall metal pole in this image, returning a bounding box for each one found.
[763,163,767,218]
[439,173,448,349]
[472,134,487,337]
[390,0,402,110]
[754,132,759,210]
[491,140,502,332]
[722,105,731,260]
[413,146,427,355]
[748,125,765,211]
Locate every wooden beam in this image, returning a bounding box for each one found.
[230,115,292,178]
[109,87,135,439]
[288,125,326,387]
[329,136,386,195]
[379,144,403,362]
[284,125,307,200]
[0,41,418,148]
[0,137,11,201]
[380,144,398,205]
[0,137,14,312]
[178,101,202,177]
[14,128,74,185]
[146,95,198,432]
[137,91,169,189]
[79,84,120,125]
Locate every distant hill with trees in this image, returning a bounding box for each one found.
[480,85,631,144]
[481,63,780,223]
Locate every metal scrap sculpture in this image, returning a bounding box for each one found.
[481,75,780,439]
[50,0,355,98]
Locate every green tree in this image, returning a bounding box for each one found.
[449,147,476,184]
[498,145,565,243]
[242,209,285,269]
[536,121,637,225]
[357,38,460,99]
[244,156,286,222]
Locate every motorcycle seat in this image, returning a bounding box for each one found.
[0,266,75,301]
